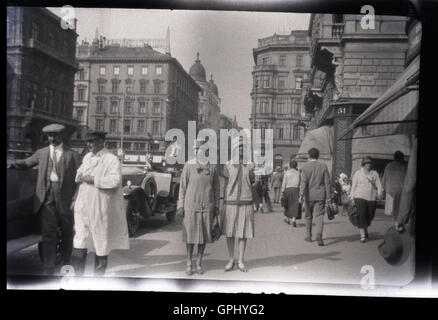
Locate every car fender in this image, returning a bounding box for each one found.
[124,187,152,218]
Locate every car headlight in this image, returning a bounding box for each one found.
[162,160,167,167]
[127,180,132,189]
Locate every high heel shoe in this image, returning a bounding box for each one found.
[224,260,235,272]
[292,221,297,227]
[237,261,248,272]
[195,263,204,275]
[185,263,193,275]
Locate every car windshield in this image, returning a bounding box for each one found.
[121,165,145,175]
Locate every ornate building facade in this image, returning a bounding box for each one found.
[7,7,79,159]
[304,14,408,178]
[250,30,312,169]
[74,34,201,156]
[189,53,221,132]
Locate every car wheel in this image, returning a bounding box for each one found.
[166,210,176,222]
[126,197,141,237]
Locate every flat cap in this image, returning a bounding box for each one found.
[85,130,107,141]
[42,123,65,133]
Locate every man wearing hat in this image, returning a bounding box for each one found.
[72,131,129,276]
[11,123,81,274]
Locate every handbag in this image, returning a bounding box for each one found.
[212,221,222,241]
[297,203,303,220]
[347,200,358,227]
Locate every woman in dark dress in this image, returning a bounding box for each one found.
[280,160,301,227]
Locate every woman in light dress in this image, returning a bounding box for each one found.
[221,138,256,272]
[177,141,220,275]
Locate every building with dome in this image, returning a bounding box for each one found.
[189,53,221,132]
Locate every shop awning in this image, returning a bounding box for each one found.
[339,55,420,140]
[296,125,334,160]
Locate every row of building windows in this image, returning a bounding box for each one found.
[24,80,70,117]
[255,99,302,116]
[259,54,304,67]
[99,65,162,77]
[255,76,303,90]
[256,123,304,141]
[95,118,161,135]
[273,125,305,141]
[95,99,162,114]
[96,80,163,94]
[104,141,159,152]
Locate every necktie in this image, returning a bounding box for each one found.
[52,147,58,176]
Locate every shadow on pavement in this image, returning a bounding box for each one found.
[324,232,382,246]
[109,251,342,277]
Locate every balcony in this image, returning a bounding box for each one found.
[24,38,78,69]
[23,107,79,127]
[331,23,345,38]
[253,64,280,73]
[251,88,302,96]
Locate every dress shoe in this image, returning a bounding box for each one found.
[94,255,108,276]
[185,263,193,275]
[304,237,312,242]
[292,221,297,228]
[316,235,325,246]
[237,261,248,272]
[224,260,235,272]
[195,264,204,275]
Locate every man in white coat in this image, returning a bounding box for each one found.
[72,131,129,276]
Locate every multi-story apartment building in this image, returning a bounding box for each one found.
[71,57,91,151]
[189,53,221,132]
[250,30,311,169]
[7,7,79,159]
[75,36,201,156]
[303,14,409,178]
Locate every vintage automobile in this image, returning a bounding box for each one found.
[122,153,181,236]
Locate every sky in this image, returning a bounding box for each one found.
[49,8,310,129]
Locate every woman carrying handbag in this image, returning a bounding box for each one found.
[280,160,301,227]
[350,157,383,243]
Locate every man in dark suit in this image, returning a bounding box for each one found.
[11,123,81,274]
[299,148,331,246]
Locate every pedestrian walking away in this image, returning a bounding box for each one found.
[177,139,220,276]
[280,160,301,227]
[10,123,80,275]
[72,131,129,276]
[221,137,256,272]
[299,148,331,246]
[271,166,284,203]
[350,156,383,243]
[382,151,407,219]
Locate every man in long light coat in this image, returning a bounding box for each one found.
[72,131,129,276]
[382,151,407,219]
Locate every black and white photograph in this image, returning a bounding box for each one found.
[5,0,434,299]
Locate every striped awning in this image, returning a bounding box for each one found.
[339,55,420,140]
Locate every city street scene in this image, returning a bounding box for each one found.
[7,7,420,294]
